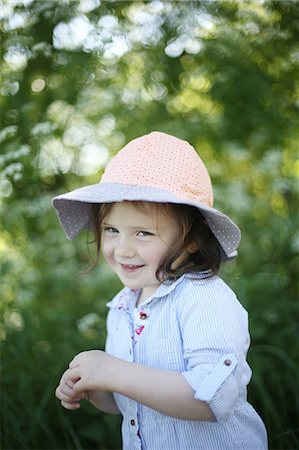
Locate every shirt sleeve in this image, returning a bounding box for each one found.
[179,277,251,423]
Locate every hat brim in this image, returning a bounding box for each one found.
[52,182,240,261]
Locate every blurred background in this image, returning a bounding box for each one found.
[1,1,298,449]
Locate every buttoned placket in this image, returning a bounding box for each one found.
[117,298,142,449]
[111,284,182,450]
[132,302,153,449]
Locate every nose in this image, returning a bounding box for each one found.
[114,237,136,259]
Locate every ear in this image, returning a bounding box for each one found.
[187,243,198,254]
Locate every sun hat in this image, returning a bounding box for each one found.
[52,131,240,261]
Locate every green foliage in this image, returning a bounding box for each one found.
[1,1,298,449]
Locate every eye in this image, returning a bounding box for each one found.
[137,230,154,237]
[103,227,118,234]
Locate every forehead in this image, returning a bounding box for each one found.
[103,201,177,228]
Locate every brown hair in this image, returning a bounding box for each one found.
[89,201,222,279]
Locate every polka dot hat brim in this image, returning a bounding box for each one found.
[52,182,240,261]
[52,131,241,261]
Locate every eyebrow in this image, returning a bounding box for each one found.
[101,221,156,230]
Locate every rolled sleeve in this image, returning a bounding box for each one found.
[178,277,250,423]
[182,353,238,422]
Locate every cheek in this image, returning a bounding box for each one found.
[144,244,168,266]
[101,238,113,260]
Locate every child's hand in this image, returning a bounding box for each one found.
[67,350,117,395]
[55,368,88,410]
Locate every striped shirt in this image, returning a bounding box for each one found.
[106,273,268,450]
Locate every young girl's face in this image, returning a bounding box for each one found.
[100,202,184,300]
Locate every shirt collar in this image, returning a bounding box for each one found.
[107,274,187,310]
[107,271,212,309]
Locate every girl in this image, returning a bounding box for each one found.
[53,131,268,449]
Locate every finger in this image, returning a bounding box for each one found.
[61,400,81,410]
[72,378,85,395]
[62,369,77,389]
[68,368,81,383]
[56,385,74,400]
[69,358,80,369]
[56,382,85,403]
[60,383,79,399]
[59,372,76,394]
[56,388,80,403]
[59,370,74,389]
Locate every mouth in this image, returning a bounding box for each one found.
[120,263,144,272]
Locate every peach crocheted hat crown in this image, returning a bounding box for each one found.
[101,131,214,207]
[52,131,240,260]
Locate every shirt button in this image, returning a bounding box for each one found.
[224,359,232,366]
[139,312,147,320]
[130,419,135,426]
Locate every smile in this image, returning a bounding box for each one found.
[120,263,144,272]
